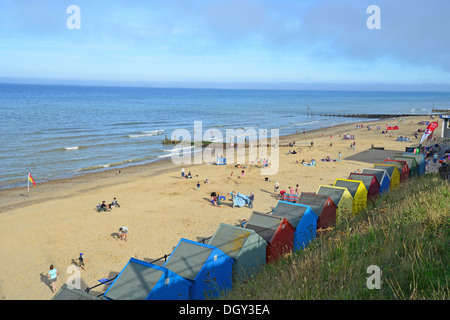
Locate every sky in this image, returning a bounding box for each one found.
[0,0,449,90]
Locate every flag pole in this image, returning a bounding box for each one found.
[28,172,30,193]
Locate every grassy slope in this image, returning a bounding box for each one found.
[220,174,449,300]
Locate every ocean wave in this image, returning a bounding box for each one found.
[38,146,89,153]
[279,120,320,129]
[75,157,157,172]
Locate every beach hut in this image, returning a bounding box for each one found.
[52,284,102,300]
[207,223,267,282]
[296,193,337,230]
[361,168,391,196]
[333,179,368,214]
[373,164,401,189]
[272,201,318,251]
[383,159,409,182]
[394,155,419,178]
[402,152,425,176]
[103,258,190,300]
[244,211,295,263]
[163,238,233,300]
[348,172,380,201]
[316,185,353,223]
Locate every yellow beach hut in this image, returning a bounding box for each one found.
[333,179,368,214]
[373,163,401,189]
[316,185,354,223]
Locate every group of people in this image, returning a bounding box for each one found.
[97,197,120,212]
[297,158,316,166]
[273,182,300,197]
[286,149,301,155]
[181,168,193,179]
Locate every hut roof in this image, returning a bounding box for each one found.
[297,193,333,217]
[272,201,310,228]
[164,239,214,281]
[207,224,253,259]
[334,179,365,198]
[245,212,283,243]
[316,185,349,205]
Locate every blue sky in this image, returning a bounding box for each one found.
[0,0,449,90]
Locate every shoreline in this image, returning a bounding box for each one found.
[0,115,435,300]
[0,119,380,196]
[0,115,384,192]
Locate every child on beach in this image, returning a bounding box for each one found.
[78,253,86,271]
[47,265,59,294]
[98,201,109,212]
[197,181,200,190]
[109,197,120,209]
[119,226,128,241]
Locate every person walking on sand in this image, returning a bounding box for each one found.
[181,167,185,178]
[274,181,279,195]
[48,265,59,294]
[295,184,300,195]
[119,226,128,242]
[197,181,200,190]
[248,193,254,209]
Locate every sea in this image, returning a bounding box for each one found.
[1,83,450,189]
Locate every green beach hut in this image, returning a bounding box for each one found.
[394,155,419,178]
[402,152,425,176]
[207,223,267,282]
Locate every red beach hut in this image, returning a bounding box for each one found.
[245,212,295,263]
[296,193,337,230]
[383,159,409,182]
[348,172,380,201]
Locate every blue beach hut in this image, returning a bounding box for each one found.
[272,201,318,251]
[163,238,233,300]
[103,258,190,300]
[361,168,391,196]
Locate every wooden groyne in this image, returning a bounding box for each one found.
[162,135,278,148]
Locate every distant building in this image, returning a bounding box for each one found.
[440,113,450,139]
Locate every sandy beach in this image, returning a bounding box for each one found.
[0,115,442,300]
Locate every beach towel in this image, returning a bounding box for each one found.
[234,192,250,207]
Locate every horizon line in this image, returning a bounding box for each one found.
[1,77,450,93]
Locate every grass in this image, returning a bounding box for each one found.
[220,174,449,300]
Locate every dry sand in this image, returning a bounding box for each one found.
[0,116,442,299]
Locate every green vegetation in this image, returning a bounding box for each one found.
[221,174,449,300]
